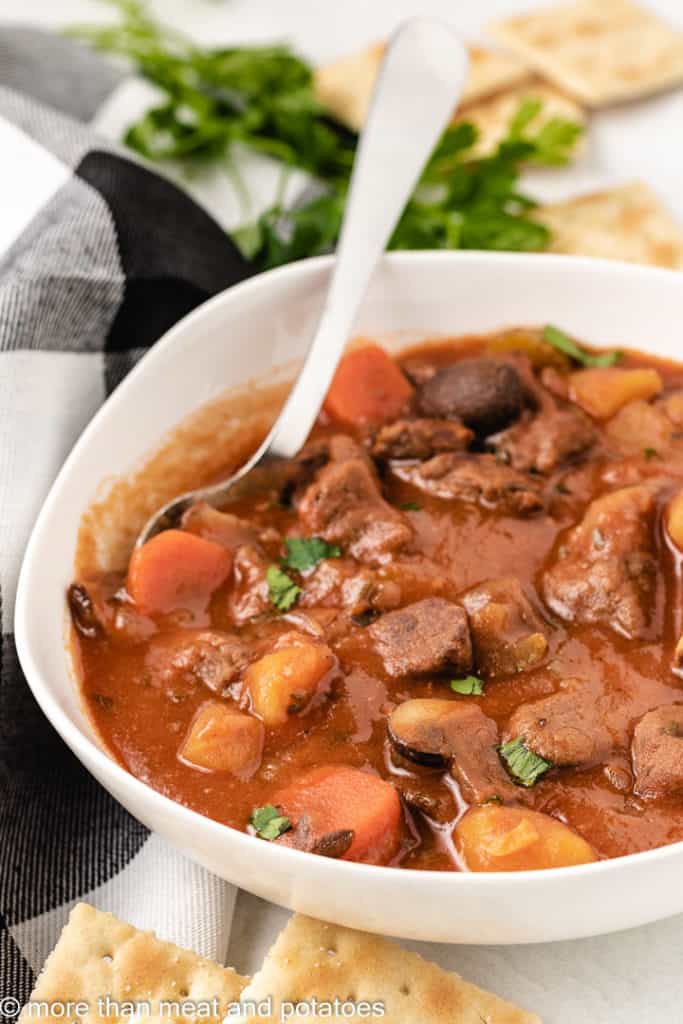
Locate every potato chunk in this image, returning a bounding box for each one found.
[245,642,335,726]
[667,490,683,551]
[179,702,263,777]
[569,367,662,420]
[455,804,597,872]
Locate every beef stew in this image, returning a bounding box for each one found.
[68,326,683,872]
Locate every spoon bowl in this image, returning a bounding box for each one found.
[137,18,468,545]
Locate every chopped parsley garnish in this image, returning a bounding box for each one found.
[73,2,583,271]
[400,501,422,512]
[499,737,551,787]
[266,565,302,611]
[450,675,484,696]
[543,325,623,369]
[249,804,292,841]
[644,447,659,460]
[283,536,341,572]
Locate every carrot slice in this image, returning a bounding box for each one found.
[273,765,402,864]
[324,344,413,427]
[127,529,233,615]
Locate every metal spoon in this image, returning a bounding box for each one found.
[138,18,469,545]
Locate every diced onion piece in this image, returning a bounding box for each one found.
[569,367,662,420]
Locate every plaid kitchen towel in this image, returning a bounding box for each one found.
[0,26,255,1010]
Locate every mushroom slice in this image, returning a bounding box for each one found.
[389,698,455,768]
[388,699,517,804]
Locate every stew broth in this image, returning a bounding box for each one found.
[69,329,683,871]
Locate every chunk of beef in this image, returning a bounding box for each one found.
[371,418,473,460]
[490,406,596,475]
[507,684,614,767]
[394,453,543,516]
[369,597,472,677]
[543,485,657,639]
[145,629,252,696]
[297,457,412,562]
[461,577,548,677]
[388,699,518,803]
[284,434,369,498]
[299,558,401,617]
[229,543,271,625]
[181,503,260,549]
[417,358,524,435]
[282,607,352,644]
[632,706,683,799]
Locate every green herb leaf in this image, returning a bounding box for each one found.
[499,737,551,787]
[543,325,623,368]
[282,536,341,572]
[71,1,356,183]
[400,501,422,512]
[450,675,485,696]
[266,565,302,611]
[249,804,291,840]
[644,447,659,460]
[72,10,582,270]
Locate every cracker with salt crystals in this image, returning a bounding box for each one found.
[533,181,683,269]
[241,914,541,1023]
[489,0,683,108]
[455,78,585,158]
[314,42,531,132]
[20,903,248,1024]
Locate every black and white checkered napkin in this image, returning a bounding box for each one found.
[0,27,256,1009]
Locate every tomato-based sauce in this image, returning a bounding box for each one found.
[69,329,683,871]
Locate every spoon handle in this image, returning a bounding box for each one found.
[136,21,468,544]
[264,19,469,459]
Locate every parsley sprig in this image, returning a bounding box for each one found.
[499,737,551,787]
[450,675,484,696]
[249,804,292,841]
[266,566,302,612]
[267,537,341,611]
[543,325,623,369]
[71,1,354,182]
[74,1,583,269]
[283,536,341,572]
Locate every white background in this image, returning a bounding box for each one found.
[3,2,683,1021]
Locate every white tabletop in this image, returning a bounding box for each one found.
[3,2,683,1021]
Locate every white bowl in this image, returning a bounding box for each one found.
[15,251,683,945]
